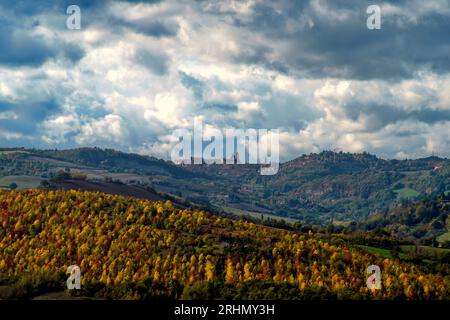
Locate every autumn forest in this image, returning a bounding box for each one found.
[0,189,448,300]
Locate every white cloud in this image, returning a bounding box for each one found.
[0,129,23,141]
[0,0,448,161]
[75,115,127,145]
[381,0,450,26]
[41,114,80,144]
[0,111,18,120]
[235,101,262,120]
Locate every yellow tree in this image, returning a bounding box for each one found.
[225,256,235,283]
[244,262,252,281]
[261,258,269,280]
[205,256,215,281]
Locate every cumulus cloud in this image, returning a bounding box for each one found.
[0,24,84,67]
[0,0,448,160]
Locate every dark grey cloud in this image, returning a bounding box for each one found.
[259,92,321,131]
[119,18,179,38]
[284,13,450,80]
[3,0,163,14]
[229,43,289,74]
[0,0,167,34]
[0,0,449,159]
[0,99,60,134]
[0,23,85,67]
[344,102,450,132]
[3,0,449,78]
[203,0,450,80]
[60,42,85,64]
[0,27,55,67]
[201,103,237,113]
[180,71,204,100]
[134,48,169,75]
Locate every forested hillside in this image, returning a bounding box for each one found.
[1,148,449,227]
[203,151,449,224]
[363,193,450,246]
[0,190,448,300]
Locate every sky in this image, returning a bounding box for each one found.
[0,0,449,161]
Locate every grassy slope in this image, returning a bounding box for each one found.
[356,244,449,262]
[0,176,42,189]
[437,232,450,244]
[394,187,421,199]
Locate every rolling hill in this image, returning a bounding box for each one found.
[0,189,448,300]
[0,147,449,228]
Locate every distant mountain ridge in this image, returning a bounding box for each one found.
[1,147,449,227]
[33,147,193,178]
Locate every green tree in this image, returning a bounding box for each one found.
[8,182,17,190]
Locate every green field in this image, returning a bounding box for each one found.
[0,150,29,155]
[356,245,394,258]
[0,176,42,190]
[393,187,421,199]
[356,245,413,260]
[400,245,449,255]
[437,232,450,245]
[222,206,300,224]
[357,244,449,264]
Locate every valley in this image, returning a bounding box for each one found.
[1,147,448,231]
